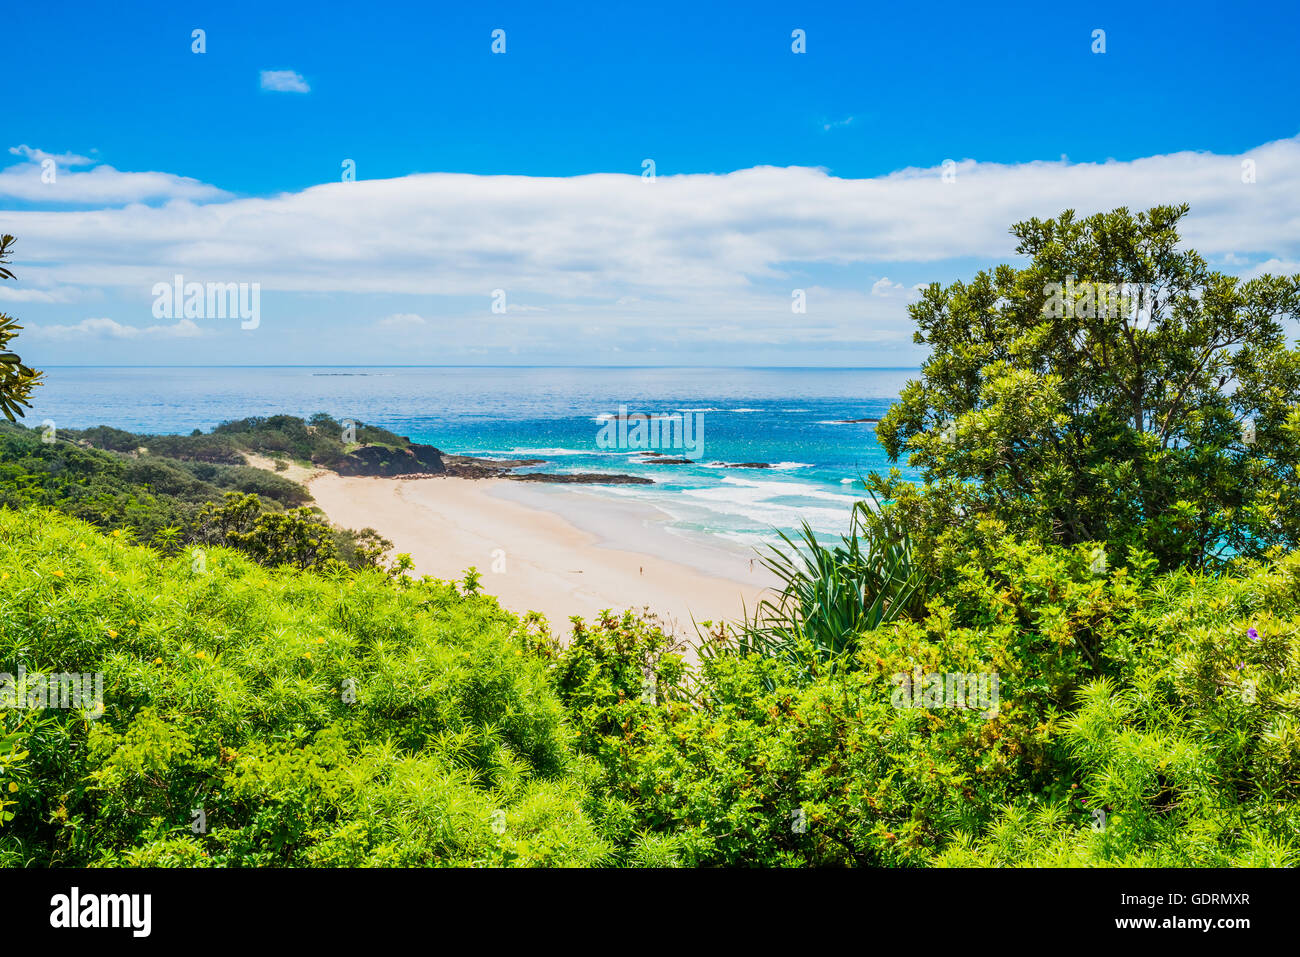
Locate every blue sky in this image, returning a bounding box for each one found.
[3,0,1299,366]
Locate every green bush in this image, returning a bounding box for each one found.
[0,425,382,572]
[3,504,1298,867]
[0,506,609,867]
[541,536,1300,867]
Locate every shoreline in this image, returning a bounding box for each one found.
[305,472,779,641]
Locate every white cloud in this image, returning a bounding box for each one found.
[9,145,95,167]
[0,146,229,205]
[29,317,202,341]
[10,135,1299,300]
[0,285,76,303]
[1244,258,1300,280]
[260,70,310,93]
[4,135,1300,359]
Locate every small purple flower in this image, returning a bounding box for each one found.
[1236,663,1244,671]
[1248,627,1260,642]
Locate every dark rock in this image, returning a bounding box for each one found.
[507,472,653,485]
[441,453,547,479]
[335,442,650,484]
[336,443,448,477]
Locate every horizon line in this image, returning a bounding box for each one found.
[36,364,924,371]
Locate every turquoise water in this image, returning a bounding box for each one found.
[27,366,920,547]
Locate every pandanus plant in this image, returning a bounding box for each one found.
[715,489,928,672]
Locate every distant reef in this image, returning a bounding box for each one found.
[637,450,772,469]
[337,440,655,485]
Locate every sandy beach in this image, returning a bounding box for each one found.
[305,472,779,640]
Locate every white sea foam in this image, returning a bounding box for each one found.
[586,479,859,538]
[507,447,599,456]
[714,475,861,504]
[675,478,860,531]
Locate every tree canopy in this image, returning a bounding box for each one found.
[0,234,43,421]
[876,204,1300,571]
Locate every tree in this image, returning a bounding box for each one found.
[232,507,340,569]
[875,204,1300,572]
[196,492,340,569]
[0,235,44,421]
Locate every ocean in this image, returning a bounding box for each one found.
[27,366,920,550]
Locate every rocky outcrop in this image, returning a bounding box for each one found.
[440,453,546,479]
[336,442,652,484]
[507,472,653,485]
[638,456,772,468]
[334,443,447,477]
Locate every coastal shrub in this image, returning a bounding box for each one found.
[0,426,198,543]
[0,506,608,867]
[545,538,1300,867]
[208,465,311,507]
[3,503,1298,867]
[0,426,386,572]
[212,414,410,466]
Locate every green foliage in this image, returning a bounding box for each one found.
[0,235,44,422]
[0,507,608,867]
[196,493,339,570]
[542,537,1300,866]
[14,413,410,472]
[727,493,927,670]
[208,413,411,467]
[3,503,1298,867]
[0,424,387,573]
[876,204,1300,573]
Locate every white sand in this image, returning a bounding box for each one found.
[305,472,778,640]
